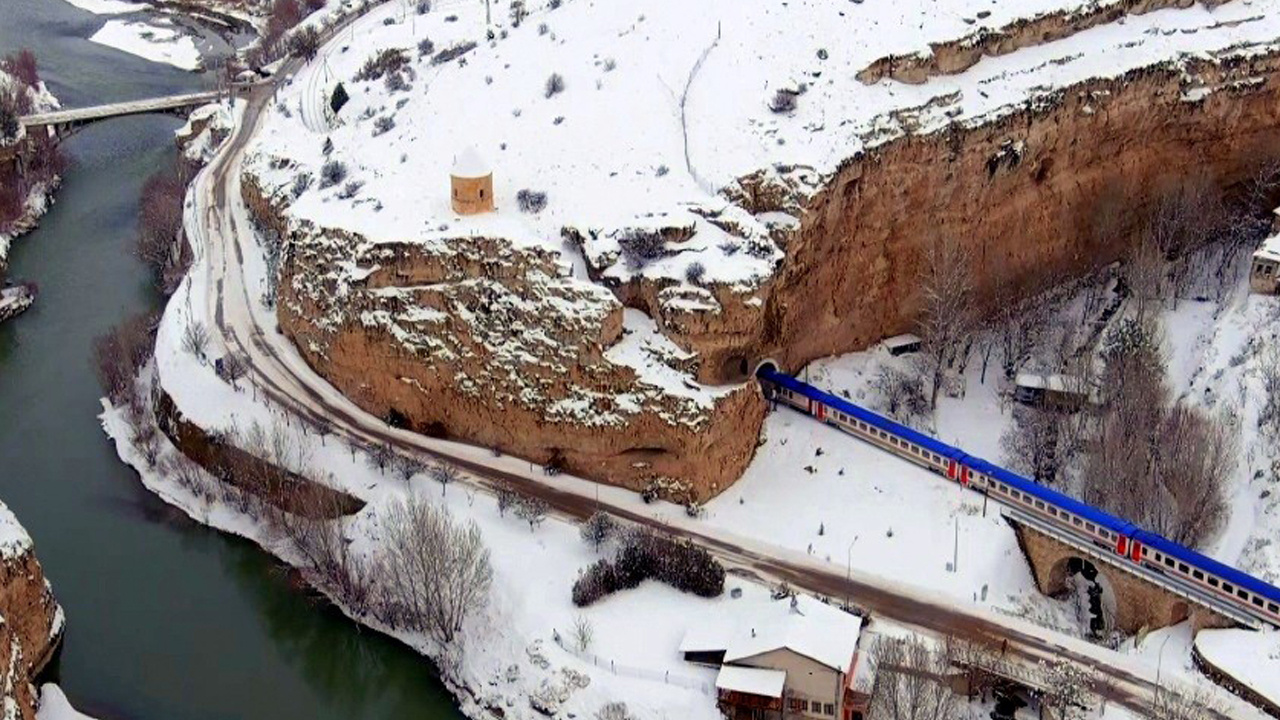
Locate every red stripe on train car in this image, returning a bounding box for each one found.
[1130,540,1142,562]
[1116,536,1128,556]
[947,460,958,480]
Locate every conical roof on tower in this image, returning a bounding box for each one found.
[451,145,492,179]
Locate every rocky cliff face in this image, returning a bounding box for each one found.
[742,47,1280,376]
[247,180,764,500]
[0,502,63,720]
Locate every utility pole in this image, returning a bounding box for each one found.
[844,536,858,611]
[952,517,959,573]
[485,0,491,25]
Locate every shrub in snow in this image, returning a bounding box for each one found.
[329,84,349,115]
[319,160,347,188]
[685,261,705,285]
[291,172,313,199]
[719,240,740,256]
[516,189,548,214]
[510,0,527,26]
[417,38,435,56]
[617,229,670,269]
[431,41,476,65]
[182,320,209,359]
[571,529,724,606]
[579,511,615,551]
[817,48,829,60]
[545,73,566,98]
[538,22,549,36]
[745,237,775,259]
[384,71,410,93]
[603,57,616,72]
[354,48,408,82]
[416,0,430,13]
[337,180,364,199]
[769,88,798,114]
[322,137,334,156]
[596,703,634,720]
[372,116,396,136]
[549,0,562,8]
[655,164,668,177]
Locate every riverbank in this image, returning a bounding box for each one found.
[0,64,62,290]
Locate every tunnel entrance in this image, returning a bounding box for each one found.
[753,358,780,378]
[1049,556,1118,640]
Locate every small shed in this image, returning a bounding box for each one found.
[884,334,922,356]
[1251,234,1280,295]
[450,146,494,215]
[1014,373,1090,412]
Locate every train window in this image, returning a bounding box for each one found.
[1192,570,1204,580]
[1223,583,1234,594]
[1269,603,1278,614]
[1072,517,1082,527]
[1254,597,1265,608]
[1035,500,1045,510]
[1164,557,1175,568]
[1085,522,1095,532]
[1209,577,1219,587]
[1238,589,1249,600]
[1178,563,1189,573]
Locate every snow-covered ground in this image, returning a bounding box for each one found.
[36,685,97,720]
[59,0,147,16]
[246,0,1280,288]
[1196,628,1280,707]
[90,18,203,71]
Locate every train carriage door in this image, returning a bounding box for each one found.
[947,460,958,481]
[806,397,813,415]
[1116,535,1129,556]
[1130,540,1143,562]
[816,403,826,422]
[960,466,971,487]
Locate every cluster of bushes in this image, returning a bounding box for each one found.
[355,48,409,82]
[431,41,477,66]
[516,188,547,214]
[617,229,671,269]
[572,528,724,606]
[135,161,190,295]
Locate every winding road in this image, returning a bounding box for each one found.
[175,7,1265,720]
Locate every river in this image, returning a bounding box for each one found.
[0,2,464,718]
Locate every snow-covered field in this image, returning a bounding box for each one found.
[90,18,203,71]
[36,685,97,720]
[60,0,147,16]
[1196,628,1280,707]
[247,0,1280,288]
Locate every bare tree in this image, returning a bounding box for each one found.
[496,485,518,517]
[365,441,396,473]
[378,494,493,645]
[392,454,426,484]
[515,496,549,531]
[429,460,461,495]
[269,491,374,612]
[182,320,210,360]
[571,614,593,652]
[868,636,959,720]
[1150,685,1220,720]
[220,353,248,389]
[871,364,929,426]
[135,166,188,294]
[1081,319,1231,546]
[1040,658,1096,720]
[917,238,975,409]
[1000,407,1061,485]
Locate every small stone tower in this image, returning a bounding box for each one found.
[450,146,494,215]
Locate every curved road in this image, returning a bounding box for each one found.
[179,9,1262,720]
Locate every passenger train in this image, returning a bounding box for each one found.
[757,366,1280,630]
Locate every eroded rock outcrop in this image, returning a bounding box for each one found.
[0,502,63,720]
[247,179,763,500]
